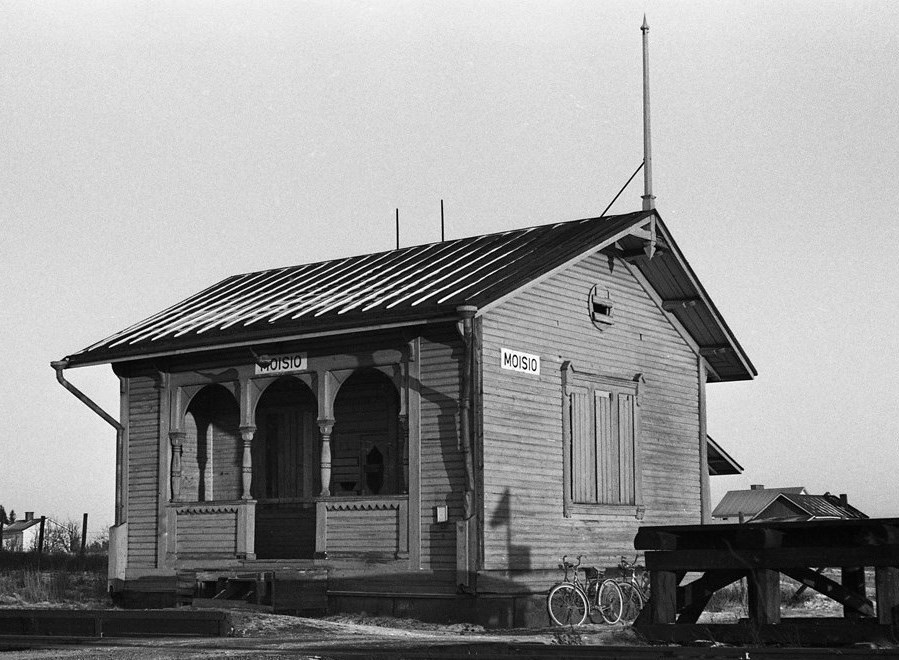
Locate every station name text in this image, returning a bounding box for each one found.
[500,348,540,376]
[255,352,308,375]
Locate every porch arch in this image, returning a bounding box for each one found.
[252,376,319,559]
[181,384,241,502]
[331,368,403,496]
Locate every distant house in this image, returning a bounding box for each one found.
[712,485,866,523]
[753,492,867,523]
[1,513,41,551]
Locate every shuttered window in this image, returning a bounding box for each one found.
[562,364,642,513]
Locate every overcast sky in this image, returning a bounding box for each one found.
[2,1,898,538]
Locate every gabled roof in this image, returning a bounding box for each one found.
[63,209,756,380]
[712,486,807,519]
[3,519,40,534]
[755,493,868,522]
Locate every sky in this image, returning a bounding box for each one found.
[2,1,898,539]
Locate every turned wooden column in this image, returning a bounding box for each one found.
[239,425,256,500]
[169,431,185,502]
[318,418,334,497]
[398,414,409,493]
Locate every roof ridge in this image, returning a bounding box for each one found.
[231,210,647,280]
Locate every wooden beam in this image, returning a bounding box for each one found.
[842,566,866,620]
[676,569,743,623]
[875,566,899,625]
[782,566,874,617]
[699,345,731,357]
[649,569,678,624]
[748,568,781,625]
[662,298,700,311]
[645,544,899,571]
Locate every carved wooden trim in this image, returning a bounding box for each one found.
[324,499,404,512]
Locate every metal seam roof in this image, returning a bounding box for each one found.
[64,209,755,378]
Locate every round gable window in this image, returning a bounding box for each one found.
[588,285,614,330]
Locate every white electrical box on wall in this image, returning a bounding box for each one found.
[434,505,448,523]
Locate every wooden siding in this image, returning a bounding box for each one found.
[126,374,160,567]
[418,326,464,571]
[480,250,701,577]
[174,508,237,556]
[325,501,405,558]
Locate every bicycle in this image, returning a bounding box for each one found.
[546,555,624,626]
[613,555,651,623]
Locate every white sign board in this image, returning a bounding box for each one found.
[255,352,308,376]
[500,347,540,376]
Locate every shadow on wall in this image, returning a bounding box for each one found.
[489,488,532,571]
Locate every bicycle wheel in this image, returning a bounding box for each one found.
[547,583,589,626]
[595,579,624,624]
[618,582,645,623]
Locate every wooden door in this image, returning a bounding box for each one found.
[253,405,317,559]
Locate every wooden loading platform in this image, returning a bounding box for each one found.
[634,517,899,645]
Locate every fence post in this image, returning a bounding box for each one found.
[0,520,4,551]
[81,513,88,554]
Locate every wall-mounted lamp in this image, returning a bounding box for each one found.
[249,348,272,369]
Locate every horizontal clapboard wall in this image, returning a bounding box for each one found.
[173,507,238,556]
[480,250,701,577]
[418,326,464,572]
[323,499,408,559]
[126,374,160,568]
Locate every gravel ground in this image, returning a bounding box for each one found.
[0,609,646,659]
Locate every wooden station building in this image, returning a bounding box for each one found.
[56,209,754,625]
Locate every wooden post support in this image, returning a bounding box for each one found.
[80,513,88,554]
[649,569,677,623]
[318,418,334,497]
[37,516,46,556]
[748,568,781,625]
[239,426,256,500]
[398,414,409,493]
[314,500,328,559]
[841,566,866,620]
[875,566,899,626]
[169,431,185,502]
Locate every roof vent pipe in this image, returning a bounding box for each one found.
[750,484,764,490]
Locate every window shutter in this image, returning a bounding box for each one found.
[618,393,636,504]
[594,390,615,504]
[569,390,595,503]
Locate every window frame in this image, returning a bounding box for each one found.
[561,361,645,519]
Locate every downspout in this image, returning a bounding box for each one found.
[51,358,124,526]
[456,305,478,590]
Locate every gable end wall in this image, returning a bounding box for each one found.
[480,250,701,578]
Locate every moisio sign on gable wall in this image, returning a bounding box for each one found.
[500,347,540,376]
[255,353,308,376]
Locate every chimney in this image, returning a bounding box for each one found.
[839,493,848,506]
[750,484,764,490]
[25,512,34,521]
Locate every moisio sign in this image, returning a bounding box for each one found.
[500,348,540,376]
[255,352,308,376]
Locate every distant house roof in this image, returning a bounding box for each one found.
[754,493,868,522]
[3,519,40,534]
[707,435,743,476]
[712,486,807,519]
[63,210,756,381]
